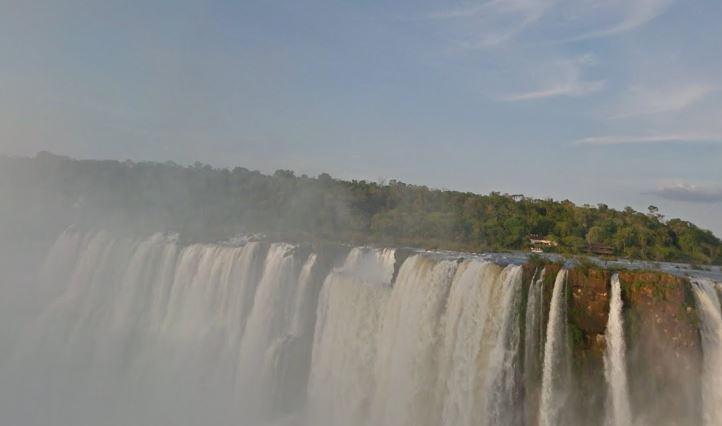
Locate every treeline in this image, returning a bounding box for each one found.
[2,152,721,264]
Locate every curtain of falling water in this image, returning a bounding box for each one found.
[691,278,722,426]
[603,274,632,426]
[9,230,713,426]
[540,269,571,426]
[523,269,545,425]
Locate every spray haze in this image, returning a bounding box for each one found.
[3,149,722,425]
[3,0,722,423]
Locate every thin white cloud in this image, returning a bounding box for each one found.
[426,0,673,47]
[575,132,722,145]
[572,0,675,40]
[500,54,605,101]
[608,84,718,119]
[427,1,496,19]
[427,0,557,47]
[501,80,605,101]
[428,0,555,22]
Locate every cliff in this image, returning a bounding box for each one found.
[526,260,703,426]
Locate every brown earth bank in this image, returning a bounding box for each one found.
[521,261,703,426]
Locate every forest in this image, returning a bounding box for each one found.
[2,152,720,265]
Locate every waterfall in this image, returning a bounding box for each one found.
[3,231,282,426]
[307,247,395,426]
[692,278,722,426]
[604,274,632,426]
[436,261,524,426]
[482,265,524,425]
[540,269,571,426]
[5,228,719,426]
[523,269,545,424]
[368,255,457,426]
[307,252,525,426]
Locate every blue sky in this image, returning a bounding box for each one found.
[2,0,722,235]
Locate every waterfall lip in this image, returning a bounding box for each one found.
[327,247,396,288]
[14,226,722,426]
[58,226,722,281]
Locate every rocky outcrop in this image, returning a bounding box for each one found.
[566,268,611,426]
[618,271,701,426]
[522,260,703,426]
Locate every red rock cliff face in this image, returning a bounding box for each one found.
[618,271,701,426]
[566,268,611,425]
[523,263,702,426]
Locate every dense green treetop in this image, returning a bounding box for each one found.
[2,152,720,264]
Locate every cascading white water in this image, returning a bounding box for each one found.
[436,261,524,426]
[438,260,499,426]
[604,274,632,426]
[691,278,722,426]
[239,248,321,418]
[307,247,396,426]
[540,269,571,426]
[307,253,526,426]
[8,228,710,426]
[369,255,458,426]
[235,243,302,417]
[524,270,545,379]
[523,269,545,424]
[2,231,283,426]
[482,265,524,425]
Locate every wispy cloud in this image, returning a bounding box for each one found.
[608,84,718,119]
[650,182,722,203]
[426,0,558,47]
[572,0,675,40]
[575,132,722,146]
[501,80,604,101]
[426,0,673,48]
[427,1,496,20]
[500,54,605,101]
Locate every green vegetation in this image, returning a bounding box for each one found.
[2,152,721,264]
[572,257,600,275]
[526,254,548,271]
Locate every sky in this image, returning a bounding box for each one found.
[2,0,722,235]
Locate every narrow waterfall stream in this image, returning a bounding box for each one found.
[603,274,632,426]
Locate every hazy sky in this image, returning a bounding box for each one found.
[2,0,722,235]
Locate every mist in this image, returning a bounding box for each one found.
[4,0,722,423]
[0,153,719,426]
